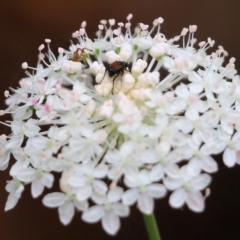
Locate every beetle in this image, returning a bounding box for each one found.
[101,61,132,83]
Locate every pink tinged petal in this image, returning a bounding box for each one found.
[43,192,65,207]
[187,158,201,177]
[93,180,108,194]
[102,212,120,236]
[76,185,92,201]
[31,179,44,198]
[186,191,204,212]
[41,173,54,188]
[107,187,123,202]
[150,164,164,182]
[122,188,139,205]
[17,168,36,182]
[169,188,186,209]
[191,174,211,191]
[146,184,167,199]
[44,104,51,113]
[5,193,19,211]
[223,148,236,167]
[138,194,154,214]
[58,202,74,225]
[200,156,218,173]
[112,203,130,217]
[82,205,104,223]
[163,177,182,190]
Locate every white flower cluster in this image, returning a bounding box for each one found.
[1,14,240,235]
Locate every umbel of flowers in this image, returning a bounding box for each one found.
[1,14,240,236]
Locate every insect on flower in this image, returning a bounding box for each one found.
[69,47,93,65]
[101,61,132,83]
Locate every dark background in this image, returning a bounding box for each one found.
[1,0,240,239]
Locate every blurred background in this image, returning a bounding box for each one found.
[0,0,240,239]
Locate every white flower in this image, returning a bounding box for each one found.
[123,168,166,214]
[164,166,211,212]
[82,187,129,235]
[5,179,25,211]
[1,14,240,236]
[43,192,88,225]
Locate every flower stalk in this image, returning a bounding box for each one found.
[143,213,161,240]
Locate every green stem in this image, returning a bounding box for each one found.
[142,213,161,240]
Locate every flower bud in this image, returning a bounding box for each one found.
[105,51,120,64]
[119,43,132,61]
[61,60,82,74]
[132,59,147,74]
[149,42,169,58]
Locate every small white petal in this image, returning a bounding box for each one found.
[165,163,180,178]
[76,185,92,201]
[82,205,104,223]
[122,188,138,205]
[191,174,211,191]
[187,158,201,177]
[93,164,108,178]
[200,156,218,173]
[41,173,54,188]
[112,203,130,217]
[163,177,182,190]
[5,193,19,211]
[150,164,164,182]
[169,188,186,209]
[138,194,154,214]
[17,168,36,182]
[107,187,123,202]
[146,184,167,199]
[102,211,120,236]
[31,178,44,198]
[223,148,236,167]
[93,180,108,194]
[43,192,65,207]
[73,199,88,211]
[186,191,204,212]
[58,202,74,225]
